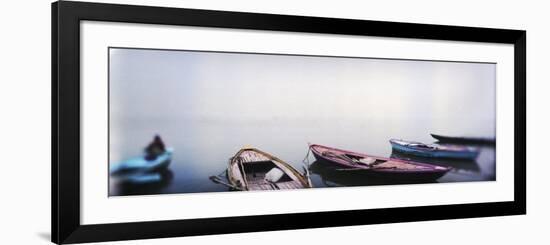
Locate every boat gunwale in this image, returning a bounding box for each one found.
[389,139,477,153]
[309,143,451,173]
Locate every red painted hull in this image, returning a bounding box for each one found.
[309,144,451,181]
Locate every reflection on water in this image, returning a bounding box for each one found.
[108,48,496,196]
[390,144,496,182]
[109,133,496,196]
[391,150,482,173]
[112,169,174,196]
[308,161,438,187]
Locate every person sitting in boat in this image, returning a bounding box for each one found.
[144,135,166,160]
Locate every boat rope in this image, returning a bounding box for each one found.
[209,176,243,191]
[302,147,312,166]
[215,169,227,178]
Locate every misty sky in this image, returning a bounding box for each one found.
[109,48,496,157]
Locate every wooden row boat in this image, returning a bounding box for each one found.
[431,133,495,145]
[390,139,479,160]
[227,147,312,191]
[310,144,450,181]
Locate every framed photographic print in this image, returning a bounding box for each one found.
[52,1,526,244]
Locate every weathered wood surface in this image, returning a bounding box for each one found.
[248,183,275,191]
[228,148,312,190]
[248,180,304,191]
[275,181,303,190]
[239,150,270,163]
[374,161,428,170]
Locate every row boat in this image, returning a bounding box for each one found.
[390,139,479,160]
[110,148,173,178]
[309,144,450,181]
[227,147,312,191]
[431,133,495,145]
[390,151,480,172]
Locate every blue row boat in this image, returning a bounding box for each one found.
[390,139,479,160]
[110,148,173,177]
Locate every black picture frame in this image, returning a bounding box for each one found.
[52,1,526,244]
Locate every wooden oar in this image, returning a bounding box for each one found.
[209,176,243,191]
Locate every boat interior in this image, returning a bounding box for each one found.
[236,150,305,191]
[242,161,292,182]
[344,154,387,165]
[345,154,432,170]
[241,161,305,190]
[316,147,431,170]
[319,148,386,166]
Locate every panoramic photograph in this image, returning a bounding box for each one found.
[108,47,496,196]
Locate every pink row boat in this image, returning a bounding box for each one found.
[309,144,451,181]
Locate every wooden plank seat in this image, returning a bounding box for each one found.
[247,180,303,191]
[275,180,303,190]
[247,183,276,191]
